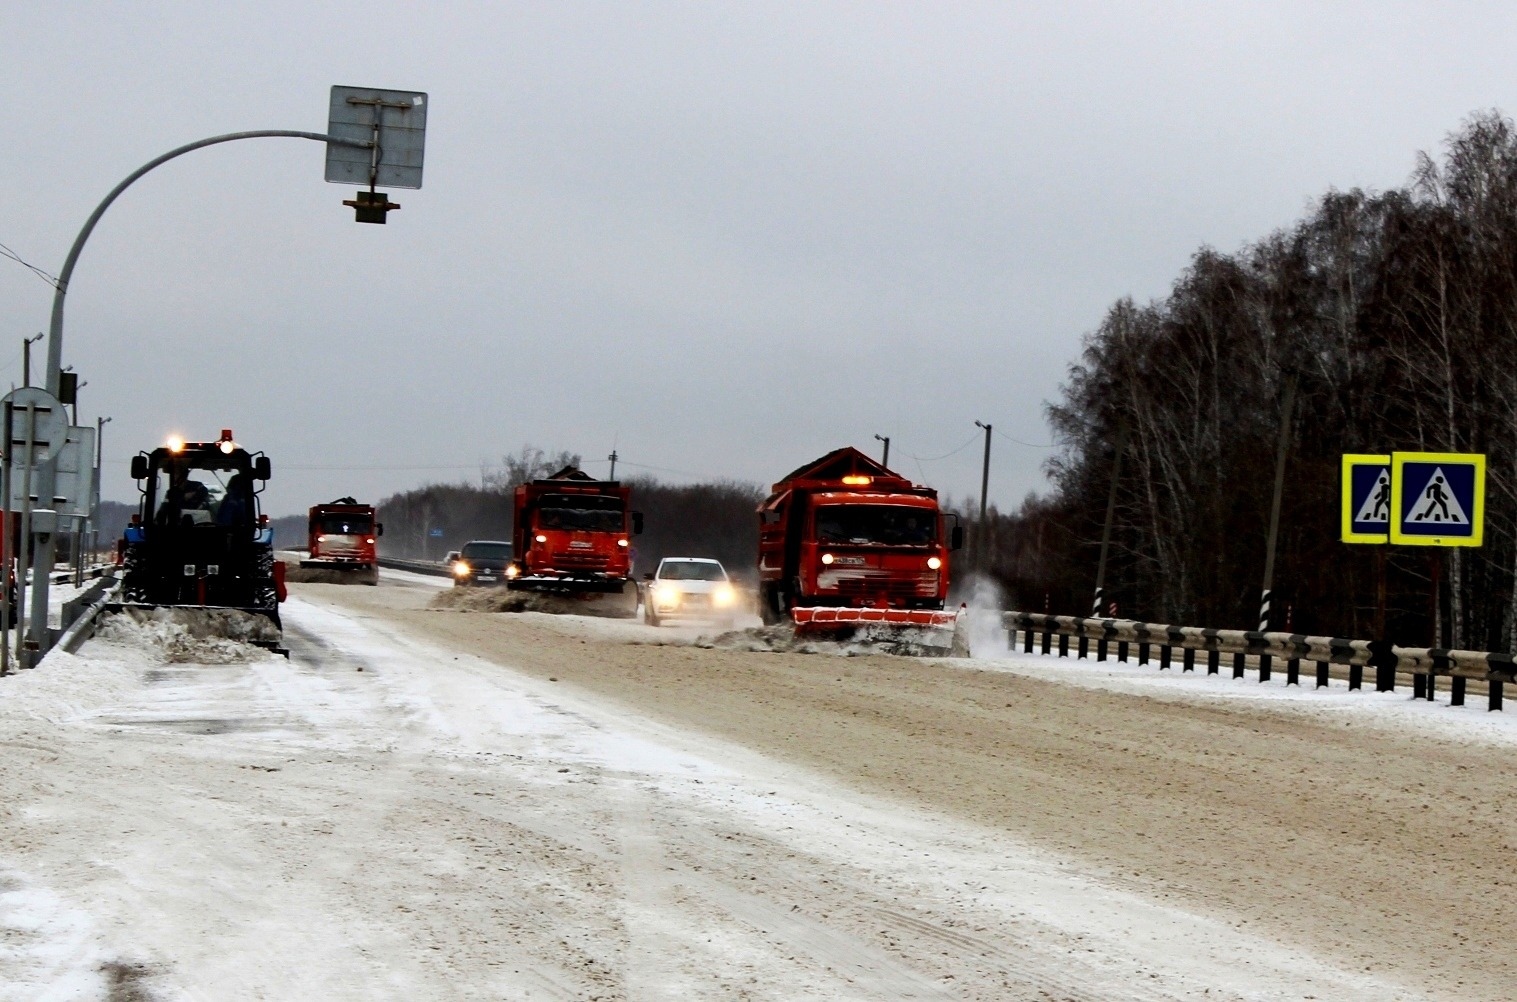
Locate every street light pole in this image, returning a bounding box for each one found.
[27,127,374,664]
[21,334,41,388]
[873,434,890,468]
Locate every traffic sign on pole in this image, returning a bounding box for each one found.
[1341,454,1391,544]
[1390,452,1485,547]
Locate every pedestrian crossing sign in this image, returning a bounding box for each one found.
[1390,452,1485,547]
[1341,454,1390,544]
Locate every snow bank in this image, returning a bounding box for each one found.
[93,608,280,664]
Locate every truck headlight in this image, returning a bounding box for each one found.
[534,534,547,544]
[505,564,520,579]
[927,556,942,570]
[821,553,835,565]
[452,561,471,577]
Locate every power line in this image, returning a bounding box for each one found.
[0,241,59,288]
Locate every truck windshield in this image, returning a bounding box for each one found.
[815,504,936,546]
[316,514,372,535]
[461,542,512,560]
[659,561,727,582]
[538,494,624,533]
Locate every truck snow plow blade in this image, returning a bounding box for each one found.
[793,607,959,630]
[791,607,968,657]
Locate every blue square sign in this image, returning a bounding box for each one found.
[1341,454,1390,543]
[1390,452,1485,547]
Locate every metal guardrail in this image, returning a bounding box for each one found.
[376,555,451,578]
[1002,611,1516,711]
[53,572,119,654]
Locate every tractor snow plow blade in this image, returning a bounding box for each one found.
[791,607,968,657]
[103,602,289,658]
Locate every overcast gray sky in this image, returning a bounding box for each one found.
[6,2,1517,517]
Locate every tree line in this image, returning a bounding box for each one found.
[974,110,1517,650]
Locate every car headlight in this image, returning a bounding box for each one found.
[653,583,680,605]
[452,561,471,577]
[713,584,736,607]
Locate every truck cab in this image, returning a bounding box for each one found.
[302,497,382,583]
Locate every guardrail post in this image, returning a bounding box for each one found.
[1023,630,1034,654]
[1007,627,1016,651]
[1138,642,1149,665]
[1207,649,1219,674]
[1095,638,1106,661]
[1041,629,1051,654]
[1182,648,1194,672]
[1159,645,1170,670]
[1451,676,1466,706]
[1315,661,1328,687]
[1259,653,1271,683]
[1232,652,1245,678]
[1287,657,1299,686]
[1413,673,1426,699]
[1117,641,1128,663]
[1489,680,1503,712]
[1075,635,1085,658]
[1425,673,1436,701]
[1349,665,1362,690]
[1058,634,1069,657]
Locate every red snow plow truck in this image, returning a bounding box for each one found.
[301,497,381,584]
[758,447,964,648]
[506,467,642,614]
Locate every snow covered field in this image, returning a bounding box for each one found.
[0,579,1496,998]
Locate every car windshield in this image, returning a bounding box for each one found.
[659,561,726,582]
[538,494,624,532]
[461,542,512,560]
[316,514,372,535]
[815,504,936,546]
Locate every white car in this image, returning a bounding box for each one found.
[643,557,739,628]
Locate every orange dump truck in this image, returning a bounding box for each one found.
[301,497,381,584]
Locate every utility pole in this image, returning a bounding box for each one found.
[873,434,890,468]
[1259,371,1299,633]
[93,416,110,561]
[21,334,41,388]
[1092,419,1128,618]
[608,449,618,480]
[974,421,992,570]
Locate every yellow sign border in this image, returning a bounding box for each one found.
[1340,454,1390,544]
[1389,452,1485,547]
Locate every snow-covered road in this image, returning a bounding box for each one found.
[0,588,1429,999]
